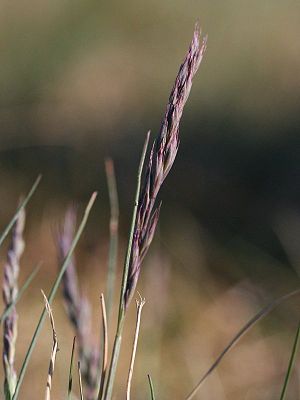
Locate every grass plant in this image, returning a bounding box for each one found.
[0,23,298,400]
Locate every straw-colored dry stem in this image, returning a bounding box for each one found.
[126,295,145,400]
[2,207,25,398]
[98,294,108,400]
[78,362,84,400]
[42,291,59,400]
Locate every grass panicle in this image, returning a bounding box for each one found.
[0,265,40,326]
[58,206,99,400]
[12,192,97,400]
[104,25,206,400]
[124,24,207,307]
[2,206,25,399]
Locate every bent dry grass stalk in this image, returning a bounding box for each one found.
[41,291,59,400]
[12,192,97,400]
[126,295,146,400]
[2,206,25,399]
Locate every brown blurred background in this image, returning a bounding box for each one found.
[0,1,300,399]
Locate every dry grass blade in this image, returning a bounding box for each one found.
[185,288,300,400]
[78,362,84,400]
[68,337,76,400]
[2,206,25,399]
[41,291,59,400]
[126,294,146,400]
[97,294,108,400]
[105,158,119,319]
[279,320,300,400]
[12,192,97,400]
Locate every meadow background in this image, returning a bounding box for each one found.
[0,1,300,398]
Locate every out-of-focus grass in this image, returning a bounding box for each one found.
[0,206,299,399]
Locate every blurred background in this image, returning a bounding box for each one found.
[0,0,300,398]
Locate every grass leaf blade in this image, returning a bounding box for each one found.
[0,264,41,325]
[185,288,300,400]
[68,337,76,400]
[0,175,41,249]
[147,375,155,400]
[279,321,300,400]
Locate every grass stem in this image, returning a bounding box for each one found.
[103,132,150,400]
[279,321,300,400]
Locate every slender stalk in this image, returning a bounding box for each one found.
[103,132,150,400]
[0,265,40,325]
[0,175,41,248]
[126,295,145,400]
[68,337,76,400]
[42,291,58,400]
[12,192,97,400]
[98,294,108,400]
[185,288,300,400]
[78,362,84,400]
[105,158,119,319]
[147,375,155,400]
[279,321,300,400]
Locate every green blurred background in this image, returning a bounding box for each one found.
[0,1,300,399]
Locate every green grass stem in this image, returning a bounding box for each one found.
[147,375,155,400]
[0,175,41,249]
[0,264,41,325]
[103,132,150,400]
[279,321,300,400]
